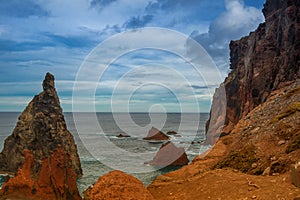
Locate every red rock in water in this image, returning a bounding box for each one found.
[83,170,154,200]
[147,141,189,167]
[143,127,170,141]
[206,0,300,144]
[0,148,81,200]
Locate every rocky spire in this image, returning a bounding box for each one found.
[0,72,82,178]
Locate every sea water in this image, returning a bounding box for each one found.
[0,112,210,194]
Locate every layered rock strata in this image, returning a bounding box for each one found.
[206,0,300,144]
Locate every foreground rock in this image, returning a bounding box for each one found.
[206,0,300,144]
[143,127,170,141]
[83,170,154,200]
[146,141,188,167]
[0,148,81,200]
[0,72,82,177]
[291,161,300,188]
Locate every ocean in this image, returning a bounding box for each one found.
[0,112,210,194]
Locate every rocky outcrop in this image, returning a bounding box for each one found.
[291,161,300,188]
[0,147,81,200]
[146,141,189,167]
[148,81,300,199]
[206,0,300,144]
[0,72,82,177]
[83,170,154,200]
[143,127,170,141]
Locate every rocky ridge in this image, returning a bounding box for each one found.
[148,80,300,199]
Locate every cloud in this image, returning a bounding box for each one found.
[123,15,153,29]
[0,0,49,18]
[188,0,264,72]
[90,0,118,9]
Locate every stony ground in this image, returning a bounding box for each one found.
[148,80,300,200]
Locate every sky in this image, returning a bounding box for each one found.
[0,0,266,113]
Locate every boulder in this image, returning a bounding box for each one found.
[83,170,154,200]
[166,131,178,135]
[0,147,81,200]
[146,141,189,167]
[143,127,169,141]
[0,72,82,178]
[291,161,300,188]
[116,133,130,138]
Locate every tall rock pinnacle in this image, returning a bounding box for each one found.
[0,72,82,178]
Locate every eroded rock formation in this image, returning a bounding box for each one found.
[146,141,189,167]
[83,170,154,200]
[0,147,81,200]
[0,72,82,177]
[206,0,300,144]
[143,127,170,141]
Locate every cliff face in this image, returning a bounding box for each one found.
[206,0,300,144]
[0,73,82,177]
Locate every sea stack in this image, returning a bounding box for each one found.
[0,72,82,177]
[146,141,189,167]
[143,127,170,141]
[0,73,82,199]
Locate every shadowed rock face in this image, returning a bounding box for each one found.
[206,0,300,144]
[84,170,154,200]
[0,72,82,177]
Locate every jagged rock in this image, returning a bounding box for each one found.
[146,141,189,167]
[206,0,300,144]
[143,127,170,141]
[166,131,178,135]
[83,170,154,200]
[291,161,300,188]
[116,133,130,138]
[0,147,81,200]
[0,72,82,178]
